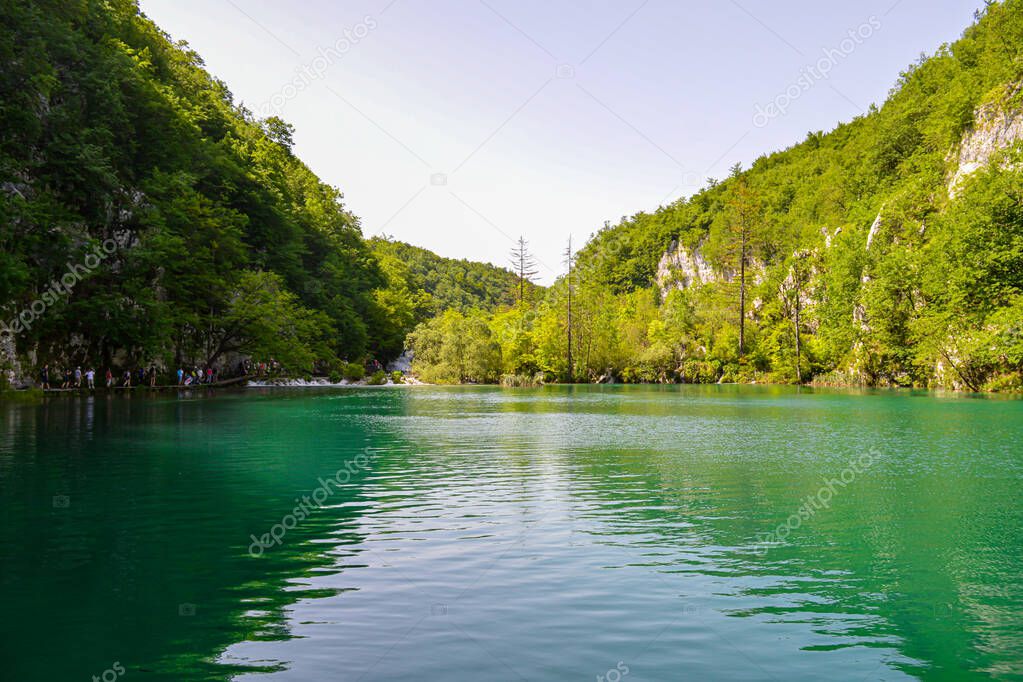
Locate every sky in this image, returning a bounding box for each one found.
[139,0,982,283]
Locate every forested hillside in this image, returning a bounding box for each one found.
[0,0,524,381]
[368,237,538,360]
[410,1,1023,390]
[5,0,1023,391]
[371,238,536,312]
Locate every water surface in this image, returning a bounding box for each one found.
[2,385,1021,680]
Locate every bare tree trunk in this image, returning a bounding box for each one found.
[739,231,747,358]
[794,296,802,383]
[565,237,573,383]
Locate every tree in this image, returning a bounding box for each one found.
[407,309,502,383]
[207,271,331,370]
[724,165,762,359]
[263,116,295,152]
[564,236,574,382]
[782,252,813,383]
[509,236,539,304]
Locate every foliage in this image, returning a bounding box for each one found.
[407,310,502,384]
[342,362,365,382]
[410,2,1023,389]
[0,0,385,371]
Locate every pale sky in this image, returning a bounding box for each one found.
[139,0,981,282]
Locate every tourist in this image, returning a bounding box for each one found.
[62,368,71,389]
[206,367,214,384]
[41,364,50,390]
[177,367,184,385]
[149,365,157,387]
[105,368,113,388]
[85,368,95,389]
[122,369,131,387]
[74,366,82,388]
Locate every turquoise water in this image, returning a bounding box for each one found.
[1,385,1022,680]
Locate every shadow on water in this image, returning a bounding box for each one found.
[0,390,404,680]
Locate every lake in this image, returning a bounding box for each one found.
[1,385,1021,680]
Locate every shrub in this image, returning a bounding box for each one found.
[328,370,343,384]
[367,370,387,385]
[343,362,365,381]
[390,371,404,384]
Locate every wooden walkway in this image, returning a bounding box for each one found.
[42,375,256,394]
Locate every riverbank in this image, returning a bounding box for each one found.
[3,374,425,397]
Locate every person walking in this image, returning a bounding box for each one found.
[122,369,131,388]
[105,368,113,388]
[62,368,71,389]
[177,367,184,385]
[85,368,95,390]
[74,366,82,388]
[41,364,50,390]
[149,365,157,387]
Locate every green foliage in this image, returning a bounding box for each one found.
[0,0,386,370]
[409,2,1023,389]
[370,238,529,311]
[6,0,1023,391]
[365,237,538,363]
[367,370,388,386]
[215,271,331,373]
[342,363,365,382]
[407,310,502,384]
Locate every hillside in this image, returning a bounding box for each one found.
[0,0,519,382]
[368,237,540,360]
[410,1,1023,389]
[371,237,535,312]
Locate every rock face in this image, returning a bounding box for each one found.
[0,332,24,387]
[387,350,413,373]
[949,86,1023,197]
[866,211,883,250]
[656,240,733,293]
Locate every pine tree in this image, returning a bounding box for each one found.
[509,236,539,304]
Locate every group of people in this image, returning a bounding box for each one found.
[40,364,161,390]
[251,359,282,377]
[37,359,274,391]
[176,367,219,386]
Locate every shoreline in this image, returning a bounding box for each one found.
[5,377,1020,400]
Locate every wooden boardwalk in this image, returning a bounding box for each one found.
[42,375,255,394]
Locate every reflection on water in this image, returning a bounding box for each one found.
[1,386,1021,680]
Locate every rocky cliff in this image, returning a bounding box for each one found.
[949,83,1023,196]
